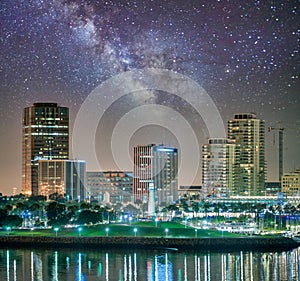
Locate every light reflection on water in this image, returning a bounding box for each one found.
[0,247,299,281]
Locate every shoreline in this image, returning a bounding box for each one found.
[0,235,299,252]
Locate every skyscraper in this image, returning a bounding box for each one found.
[22,103,69,196]
[133,144,178,206]
[202,138,239,198]
[228,113,265,196]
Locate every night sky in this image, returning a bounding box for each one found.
[0,0,299,195]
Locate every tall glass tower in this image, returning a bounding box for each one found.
[228,113,265,196]
[22,103,69,196]
[133,144,178,206]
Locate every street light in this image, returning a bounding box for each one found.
[6,227,11,236]
[185,216,190,228]
[195,229,198,238]
[155,218,159,228]
[129,217,133,225]
[165,228,169,237]
[78,227,82,237]
[133,228,138,237]
[54,227,59,237]
[105,227,109,237]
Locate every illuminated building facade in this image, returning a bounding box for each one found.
[178,186,202,198]
[38,160,86,200]
[265,182,281,196]
[228,113,265,196]
[86,171,133,203]
[22,103,69,195]
[202,138,240,198]
[281,169,300,196]
[133,144,178,206]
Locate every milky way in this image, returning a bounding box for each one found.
[0,0,299,193]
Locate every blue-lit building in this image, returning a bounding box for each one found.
[133,144,178,206]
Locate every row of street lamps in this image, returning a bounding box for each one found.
[52,227,171,237]
[5,225,201,239]
[6,225,198,238]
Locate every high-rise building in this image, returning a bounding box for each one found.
[38,160,86,200]
[281,169,300,196]
[133,144,178,206]
[202,138,239,198]
[22,103,69,196]
[228,113,265,196]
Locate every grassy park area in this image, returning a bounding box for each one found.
[1,222,296,252]
[0,221,239,238]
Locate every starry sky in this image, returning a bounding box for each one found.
[0,0,299,195]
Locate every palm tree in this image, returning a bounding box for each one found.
[16,202,27,213]
[80,202,91,210]
[5,204,13,215]
[191,201,199,214]
[283,203,297,230]
[268,204,284,230]
[203,201,211,218]
[29,202,41,213]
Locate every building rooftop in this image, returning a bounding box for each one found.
[33,102,59,107]
[233,113,257,119]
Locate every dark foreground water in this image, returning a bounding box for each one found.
[0,247,299,281]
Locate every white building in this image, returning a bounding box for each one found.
[202,138,238,197]
[228,113,266,196]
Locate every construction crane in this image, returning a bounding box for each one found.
[268,126,284,181]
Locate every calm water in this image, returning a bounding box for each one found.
[0,247,299,281]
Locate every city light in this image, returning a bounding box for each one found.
[54,227,59,237]
[156,148,176,152]
[6,227,11,236]
[155,218,159,228]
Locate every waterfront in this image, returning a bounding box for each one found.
[0,247,299,281]
[1,234,298,252]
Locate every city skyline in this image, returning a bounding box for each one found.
[0,1,299,195]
